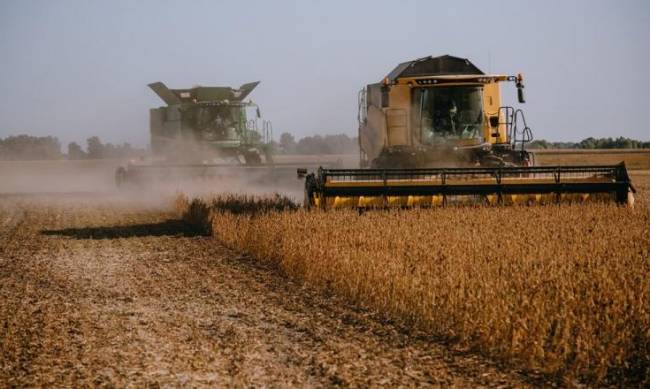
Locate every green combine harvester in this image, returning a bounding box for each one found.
[116,81,305,187]
[115,81,273,186]
[146,81,272,164]
[115,81,340,190]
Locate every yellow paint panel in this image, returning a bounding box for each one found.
[483,82,507,144]
[386,109,408,145]
[313,192,618,209]
[386,85,411,146]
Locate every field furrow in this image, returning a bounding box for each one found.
[0,194,534,387]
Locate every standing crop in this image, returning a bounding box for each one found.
[177,176,650,385]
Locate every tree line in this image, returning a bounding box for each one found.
[0,132,358,160]
[0,135,145,160]
[528,137,650,150]
[274,133,358,154]
[2,133,649,160]
[67,136,145,160]
[275,134,650,154]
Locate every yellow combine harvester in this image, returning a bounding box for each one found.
[299,55,635,208]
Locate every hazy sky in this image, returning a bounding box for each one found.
[1,0,648,147]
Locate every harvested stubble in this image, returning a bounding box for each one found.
[176,182,650,385]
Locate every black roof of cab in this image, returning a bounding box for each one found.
[385,55,484,82]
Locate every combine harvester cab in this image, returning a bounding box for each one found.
[299,55,636,208]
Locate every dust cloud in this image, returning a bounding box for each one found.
[0,160,117,194]
[0,157,349,206]
[120,164,309,203]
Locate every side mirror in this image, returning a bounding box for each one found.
[517,85,526,104]
[381,86,390,108]
[516,75,526,104]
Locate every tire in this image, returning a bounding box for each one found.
[243,150,262,165]
[264,149,274,164]
[115,166,127,188]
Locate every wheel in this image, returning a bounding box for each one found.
[115,166,127,188]
[527,152,537,167]
[264,149,274,164]
[243,150,262,165]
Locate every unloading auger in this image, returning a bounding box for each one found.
[298,55,636,208]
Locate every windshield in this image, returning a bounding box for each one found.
[189,105,242,141]
[412,86,484,144]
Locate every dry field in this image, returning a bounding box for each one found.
[533,149,650,170]
[177,172,650,386]
[0,195,540,387]
[0,153,648,386]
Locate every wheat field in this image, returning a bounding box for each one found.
[176,174,650,385]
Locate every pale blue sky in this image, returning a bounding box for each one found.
[1,0,648,147]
